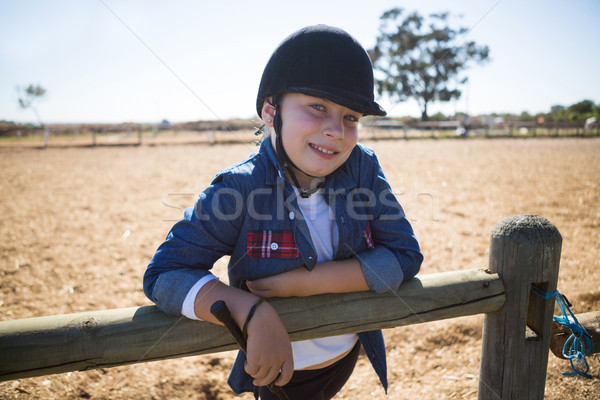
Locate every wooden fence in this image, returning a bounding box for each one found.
[3,119,598,149]
[0,214,592,399]
[361,119,600,139]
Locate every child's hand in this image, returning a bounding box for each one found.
[244,301,294,387]
[247,267,309,298]
[247,259,369,298]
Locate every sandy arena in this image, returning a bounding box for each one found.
[0,136,598,399]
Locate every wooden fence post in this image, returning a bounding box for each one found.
[478,215,562,399]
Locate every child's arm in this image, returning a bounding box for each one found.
[246,258,368,298]
[194,279,294,387]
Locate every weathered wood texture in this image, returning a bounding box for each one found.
[0,268,503,382]
[550,311,600,359]
[478,215,562,400]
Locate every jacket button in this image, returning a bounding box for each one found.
[289,211,295,220]
[270,242,279,251]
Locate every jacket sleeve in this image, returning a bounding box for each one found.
[354,150,423,293]
[143,172,245,315]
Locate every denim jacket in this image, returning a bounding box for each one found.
[143,138,422,394]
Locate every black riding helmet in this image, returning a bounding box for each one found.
[256,25,386,197]
[256,24,386,118]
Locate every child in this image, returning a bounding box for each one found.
[144,24,422,400]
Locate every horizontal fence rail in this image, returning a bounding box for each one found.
[0,268,503,382]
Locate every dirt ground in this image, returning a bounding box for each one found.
[0,136,598,399]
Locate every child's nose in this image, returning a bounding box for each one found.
[323,115,344,139]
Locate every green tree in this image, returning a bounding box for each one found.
[18,84,46,128]
[429,111,447,121]
[369,8,490,120]
[547,105,566,122]
[567,99,594,115]
[519,111,534,121]
[593,103,600,119]
[567,99,595,124]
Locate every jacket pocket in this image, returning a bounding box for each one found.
[246,230,300,259]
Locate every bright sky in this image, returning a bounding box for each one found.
[1,0,599,124]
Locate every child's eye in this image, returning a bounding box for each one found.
[311,104,326,111]
[345,114,360,123]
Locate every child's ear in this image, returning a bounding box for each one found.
[261,98,276,127]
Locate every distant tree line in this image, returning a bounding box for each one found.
[543,100,599,124]
[420,99,599,124]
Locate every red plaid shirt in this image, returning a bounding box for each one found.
[247,230,301,259]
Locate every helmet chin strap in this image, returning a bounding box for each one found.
[269,96,326,198]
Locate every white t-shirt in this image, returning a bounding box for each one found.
[291,189,358,369]
[181,188,358,370]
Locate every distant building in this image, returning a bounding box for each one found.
[159,119,171,130]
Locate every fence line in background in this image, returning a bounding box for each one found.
[1,119,599,148]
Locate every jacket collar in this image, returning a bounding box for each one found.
[259,137,285,187]
[259,137,359,193]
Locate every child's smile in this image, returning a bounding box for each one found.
[308,143,338,159]
[309,143,336,156]
[271,93,361,188]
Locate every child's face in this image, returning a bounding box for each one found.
[270,93,362,186]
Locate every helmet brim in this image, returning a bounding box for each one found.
[286,86,386,117]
